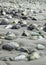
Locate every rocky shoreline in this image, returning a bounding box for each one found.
[0,0,46,65]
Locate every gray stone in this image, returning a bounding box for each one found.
[36,44,45,50]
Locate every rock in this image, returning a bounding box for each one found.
[21,16,27,20]
[36,44,45,50]
[30,32,39,36]
[29,32,40,40]
[13,19,19,24]
[0,41,3,45]
[0,56,10,61]
[43,27,46,32]
[27,24,35,31]
[44,23,46,26]
[5,32,16,40]
[17,47,28,52]
[30,35,39,40]
[5,15,12,19]
[43,34,46,39]
[18,20,27,27]
[31,17,37,21]
[0,18,9,25]
[11,24,21,29]
[38,36,44,39]
[30,52,40,60]
[2,44,14,51]
[37,25,43,30]
[10,9,18,15]
[5,24,13,29]
[10,42,19,49]
[22,31,30,36]
[21,11,27,16]
[2,41,19,51]
[13,54,28,61]
[39,10,42,13]
[0,9,6,15]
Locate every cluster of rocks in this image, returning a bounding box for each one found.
[0,40,45,61]
[0,0,46,64]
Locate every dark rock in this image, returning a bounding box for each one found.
[43,27,46,32]
[0,19,8,25]
[18,20,27,27]
[17,47,28,52]
[11,24,21,29]
[2,44,14,51]
[0,9,6,15]
[27,24,35,30]
[31,17,37,21]
[44,23,46,26]
[21,16,27,20]
[22,31,30,36]
[22,32,27,36]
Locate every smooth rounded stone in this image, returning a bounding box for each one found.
[22,31,30,36]
[36,44,45,50]
[0,56,10,61]
[2,41,19,51]
[30,52,40,60]
[0,18,9,25]
[5,32,16,40]
[11,24,21,29]
[12,54,28,61]
[27,24,35,31]
[2,44,14,51]
[43,27,46,32]
[5,24,13,29]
